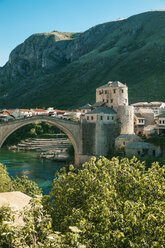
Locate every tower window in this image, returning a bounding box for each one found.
[122,89,124,93]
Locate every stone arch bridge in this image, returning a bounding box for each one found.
[0,116,83,165]
[0,116,118,165]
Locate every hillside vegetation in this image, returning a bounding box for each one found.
[0,10,165,108]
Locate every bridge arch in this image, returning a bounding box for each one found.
[0,117,80,165]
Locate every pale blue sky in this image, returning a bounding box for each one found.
[0,0,165,66]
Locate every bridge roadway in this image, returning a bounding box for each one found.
[0,116,81,165]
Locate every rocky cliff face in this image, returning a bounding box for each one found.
[0,10,165,108]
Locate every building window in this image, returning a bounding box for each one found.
[111,99,113,103]
[113,89,116,93]
[107,116,109,120]
[159,120,161,124]
[112,116,114,120]
[107,100,109,103]
[103,99,104,102]
[91,116,93,120]
[99,91,102,95]
[122,89,124,93]
[100,116,103,120]
[163,120,165,124]
[87,116,89,120]
[105,90,107,94]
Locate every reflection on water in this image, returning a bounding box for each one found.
[0,148,65,194]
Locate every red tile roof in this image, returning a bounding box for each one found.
[31,109,46,112]
[19,109,31,112]
[2,110,14,115]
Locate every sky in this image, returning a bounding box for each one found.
[0,0,165,66]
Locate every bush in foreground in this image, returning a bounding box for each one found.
[0,198,84,248]
[0,157,165,247]
[50,156,165,248]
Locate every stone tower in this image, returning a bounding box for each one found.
[96,81,128,112]
[96,81,134,134]
[117,105,134,134]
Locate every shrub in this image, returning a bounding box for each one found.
[50,156,165,248]
[0,163,12,192]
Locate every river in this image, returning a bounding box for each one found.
[0,148,65,195]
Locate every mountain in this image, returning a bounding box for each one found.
[0,10,165,109]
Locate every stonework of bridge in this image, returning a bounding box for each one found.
[0,116,82,165]
[0,116,120,165]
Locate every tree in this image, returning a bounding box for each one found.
[0,163,41,197]
[50,157,165,248]
[11,176,42,197]
[0,163,12,192]
[0,198,85,248]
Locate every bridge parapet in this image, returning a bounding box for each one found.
[0,116,80,127]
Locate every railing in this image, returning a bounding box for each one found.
[0,115,80,126]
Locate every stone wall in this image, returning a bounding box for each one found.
[81,122,96,155]
[96,123,120,156]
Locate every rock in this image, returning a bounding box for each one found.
[0,191,31,226]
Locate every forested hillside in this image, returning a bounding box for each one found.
[0,10,165,108]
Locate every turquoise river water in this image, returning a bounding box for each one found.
[0,148,65,194]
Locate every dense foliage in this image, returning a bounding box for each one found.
[0,198,84,248]
[0,163,12,192]
[0,163,41,197]
[0,157,165,247]
[50,157,165,248]
[11,176,42,197]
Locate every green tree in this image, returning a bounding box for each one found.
[0,198,85,248]
[0,163,12,192]
[0,163,41,197]
[11,176,42,197]
[50,157,165,248]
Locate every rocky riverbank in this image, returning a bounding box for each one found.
[8,138,72,161]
